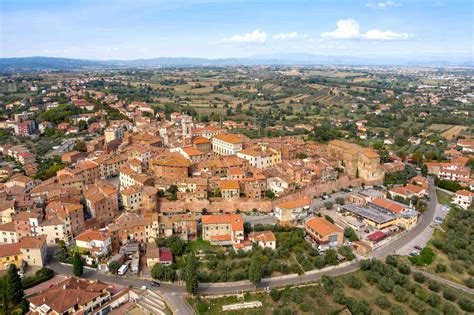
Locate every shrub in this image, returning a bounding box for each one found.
[338,246,355,261]
[332,288,346,305]
[393,285,409,302]
[464,277,474,289]
[408,297,426,313]
[443,288,457,301]
[21,267,55,289]
[375,295,392,309]
[435,263,447,273]
[397,263,411,275]
[346,298,371,315]
[443,302,461,315]
[413,272,426,283]
[377,277,395,292]
[390,304,406,315]
[427,280,441,292]
[344,227,359,241]
[428,293,440,308]
[409,248,435,266]
[414,286,430,302]
[324,249,338,266]
[299,303,310,312]
[347,275,363,289]
[386,255,398,267]
[458,298,474,312]
[450,262,464,274]
[313,256,326,269]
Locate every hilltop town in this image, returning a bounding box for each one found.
[0,66,473,314]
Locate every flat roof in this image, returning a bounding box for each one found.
[342,204,399,224]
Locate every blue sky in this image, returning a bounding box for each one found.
[1,0,472,60]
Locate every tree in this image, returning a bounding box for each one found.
[151,264,176,282]
[73,252,84,277]
[248,252,263,285]
[108,261,121,275]
[265,189,275,199]
[73,140,87,152]
[421,164,428,177]
[324,215,334,223]
[184,252,198,294]
[7,264,23,304]
[335,197,345,205]
[324,201,334,209]
[343,227,359,242]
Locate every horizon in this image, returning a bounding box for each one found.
[1,0,473,61]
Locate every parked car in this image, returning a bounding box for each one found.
[434,217,443,224]
[150,281,160,287]
[409,251,420,257]
[414,245,422,251]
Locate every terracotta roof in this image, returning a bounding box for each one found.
[202,214,244,232]
[220,180,240,190]
[305,217,343,236]
[209,234,232,241]
[276,197,311,209]
[371,198,405,214]
[455,190,474,197]
[0,242,21,257]
[75,229,110,242]
[213,133,243,144]
[249,231,276,243]
[0,221,15,231]
[19,235,46,249]
[153,152,190,167]
[27,277,110,314]
[192,137,211,144]
[182,146,205,157]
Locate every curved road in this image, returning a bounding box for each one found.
[51,179,448,313]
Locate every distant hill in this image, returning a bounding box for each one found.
[0,55,472,72]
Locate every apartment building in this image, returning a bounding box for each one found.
[274,197,311,226]
[305,217,344,249]
[201,214,244,246]
[212,133,243,156]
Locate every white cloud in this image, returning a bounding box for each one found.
[272,32,309,40]
[367,1,400,9]
[321,19,360,39]
[224,29,267,43]
[363,29,410,40]
[321,19,411,41]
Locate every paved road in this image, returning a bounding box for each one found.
[49,178,469,314]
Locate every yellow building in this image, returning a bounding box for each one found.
[0,243,22,271]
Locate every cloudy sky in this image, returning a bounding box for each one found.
[1,0,472,60]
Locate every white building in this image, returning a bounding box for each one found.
[236,145,281,169]
[212,133,243,156]
[75,229,112,257]
[249,231,276,250]
[452,190,473,210]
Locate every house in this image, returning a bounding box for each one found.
[61,150,85,164]
[173,146,207,164]
[201,214,244,247]
[0,222,17,244]
[305,217,344,250]
[274,197,311,226]
[220,180,240,199]
[389,184,426,200]
[19,235,47,267]
[348,189,385,205]
[27,277,129,315]
[248,231,276,250]
[146,243,173,267]
[157,213,197,240]
[212,133,243,156]
[150,152,190,179]
[75,229,112,257]
[411,176,429,189]
[84,180,119,225]
[236,145,281,169]
[452,190,473,210]
[0,242,22,271]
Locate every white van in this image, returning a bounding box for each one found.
[118,264,129,276]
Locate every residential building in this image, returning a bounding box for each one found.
[19,235,47,267]
[248,231,276,250]
[151,152,190,179]
[146,243,173,267]
[201,214,244,246]
[220,180,240,199]
[157,213,197,240]
[84,180,119,225]
[274,197,311,226]
[212,133,243,156]
[0,242,21,271]
[75,229,112,257]
[305,217,344,249]
[0,222,17,244]
[453,190,473,210]
[237,145,281,169]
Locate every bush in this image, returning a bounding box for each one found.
[427,280,441,292]
[299,303,310,312]
[375,295,392,309]
[269,288,280,301]
[386,255,398,267]
[332,288,346,305]
[21,267,55,289]
[450,262,464,274]
[338,246,355,261]
[393,285,409,302]
[464,277,474,288]
[408,297,426,313]
[324,249,338,266]
[413,272,426,283]
[346,275,363,289]
[390,304,406,315]
[378,277,395,292]
[443,302,461,315]
[151,263,176,282]
[343,227,359,241]
[397,263,411,275]
[435,263,447,273]
[313,256,326,269]
[428,293,440,308]
[458,298,474,312]
[443,288,457,301]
